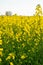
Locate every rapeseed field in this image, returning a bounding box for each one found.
[0,16,43,65]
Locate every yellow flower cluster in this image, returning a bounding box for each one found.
[0,16,43,65]
[6,53,15,60]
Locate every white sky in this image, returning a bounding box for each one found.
[0,0,43,15]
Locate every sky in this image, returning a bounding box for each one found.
[0,0,43,16]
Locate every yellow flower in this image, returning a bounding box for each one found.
[0,40,2,45]
[21,55,26,59]
[9,53,15,59]
[6,56,11,60]
[0,31,2,35]
[0,48,3,51]
[10,62,14,65]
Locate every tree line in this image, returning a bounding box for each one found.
[0,4,43,16]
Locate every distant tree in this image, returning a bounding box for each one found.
[35,4,42,16]
[13,13,17,16]
[5,11,12,16]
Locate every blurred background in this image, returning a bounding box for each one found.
[0,0,43,16]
